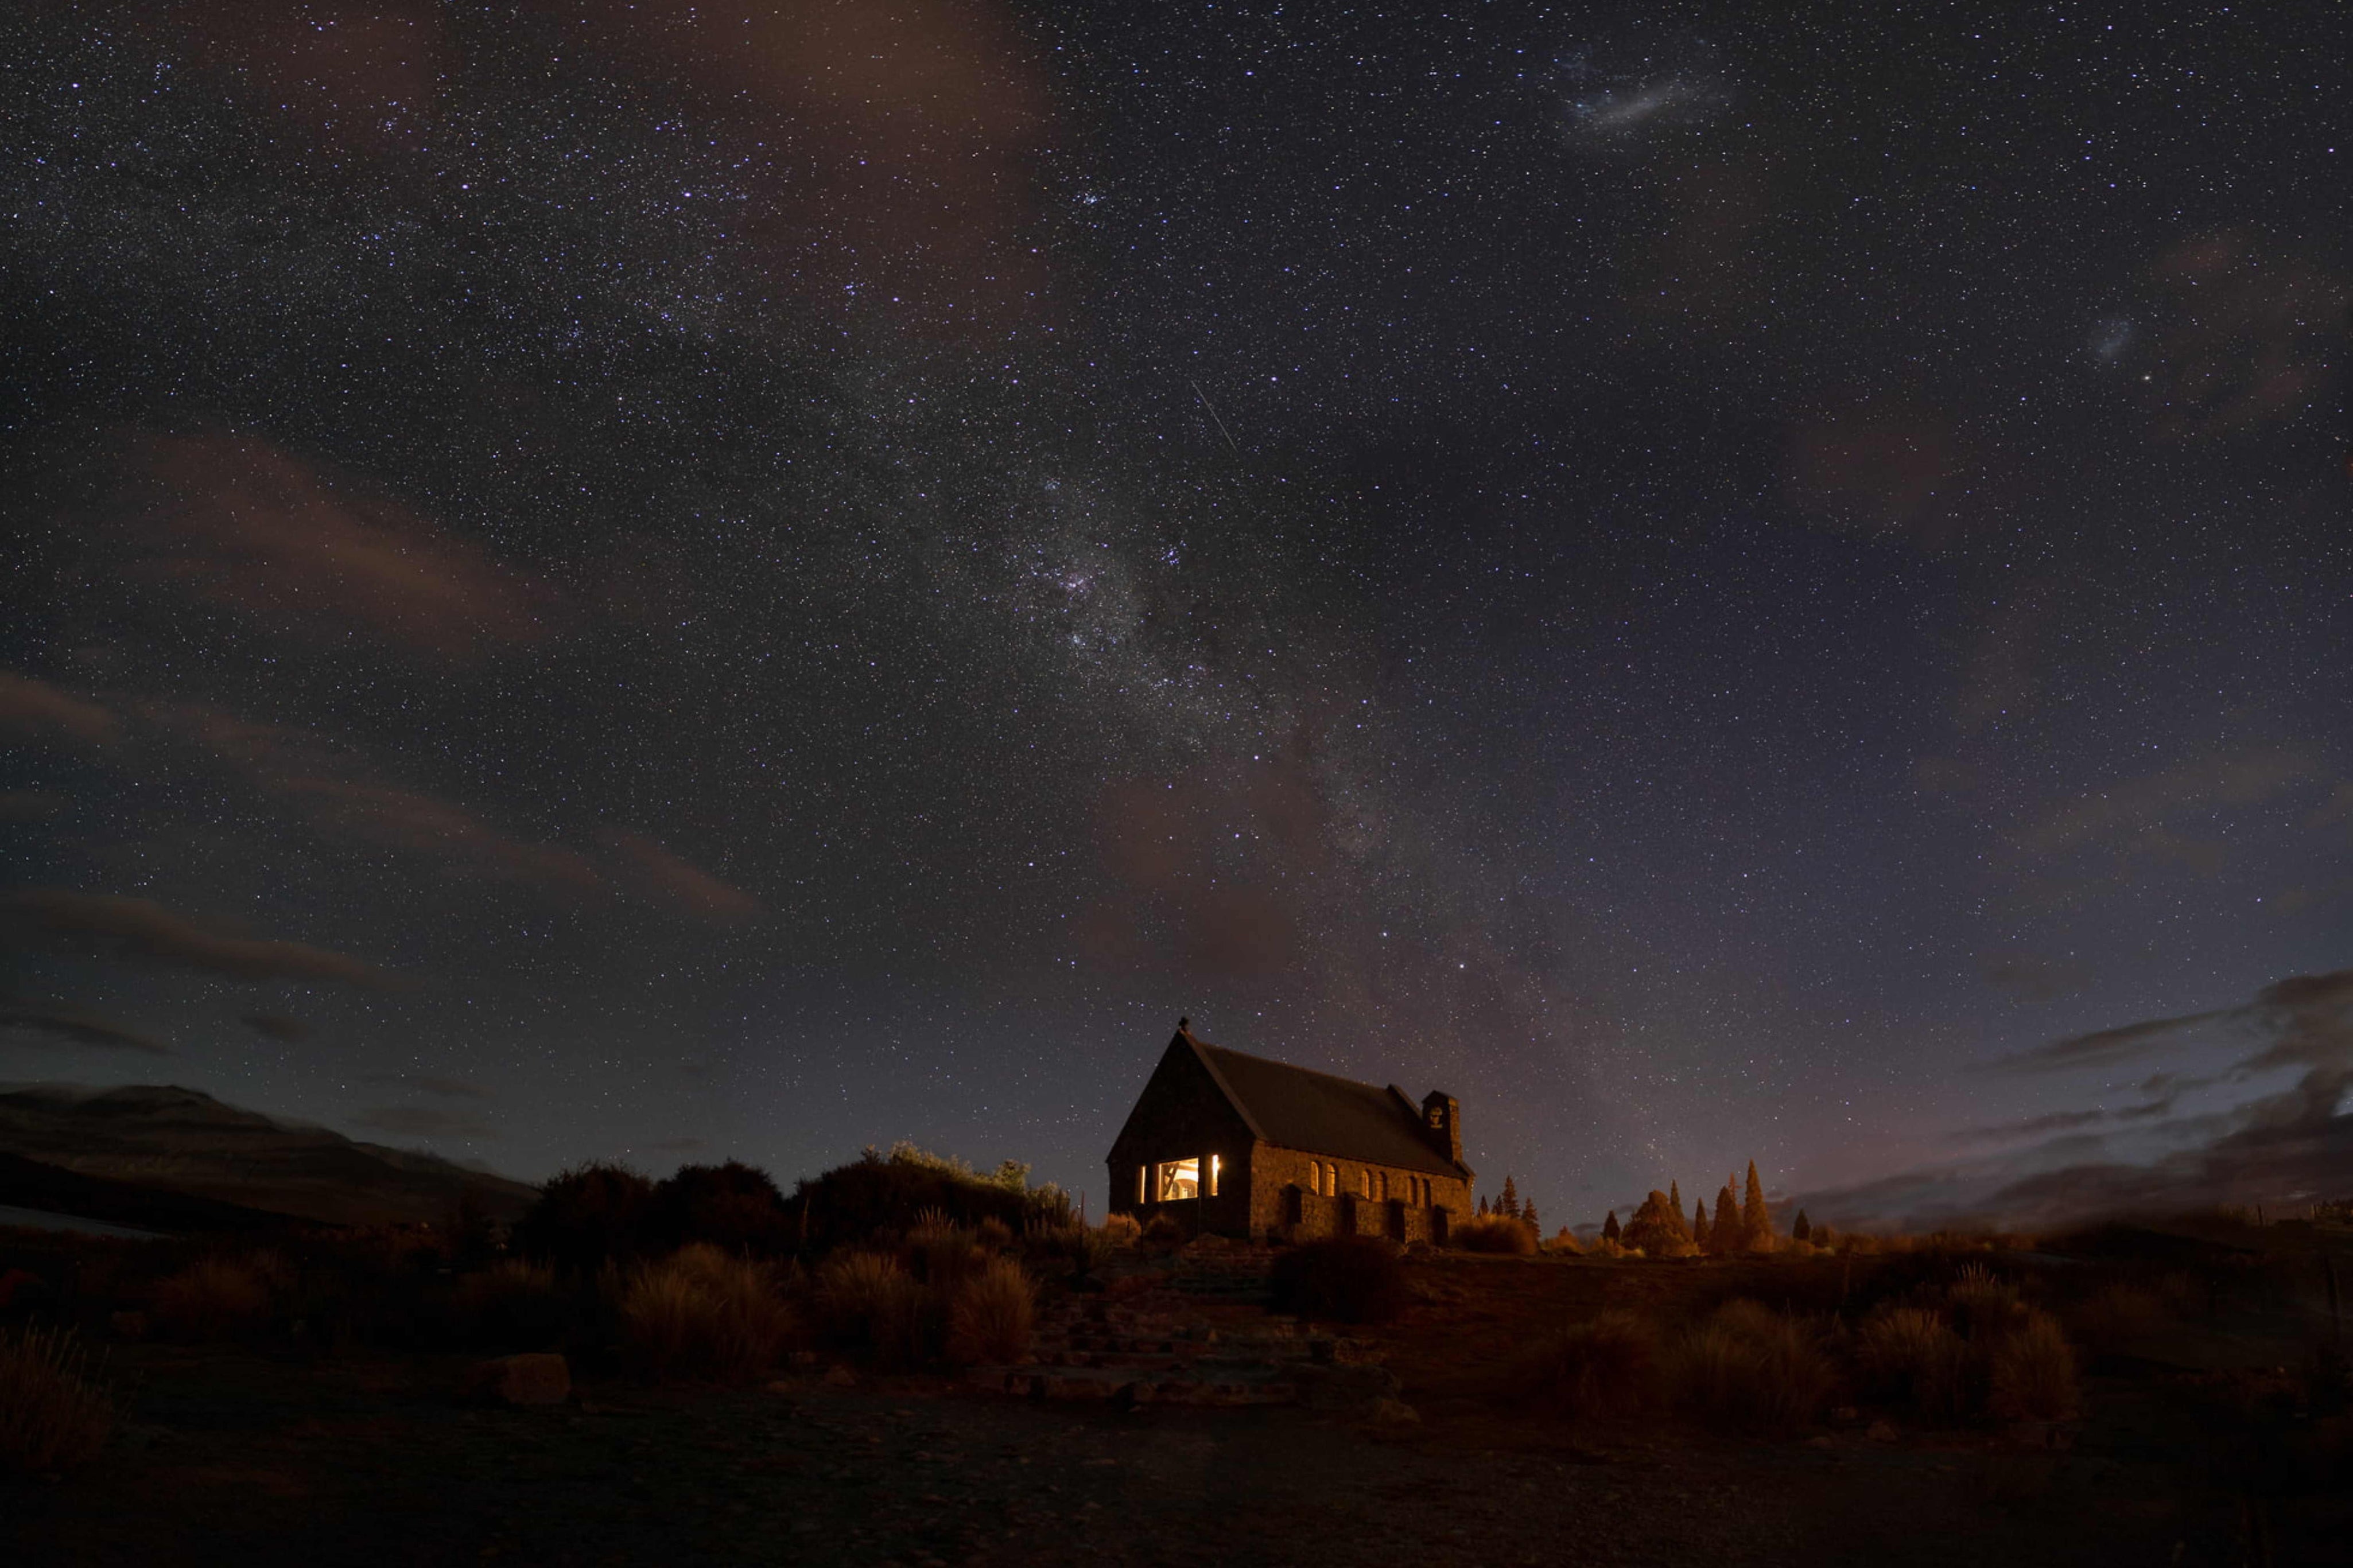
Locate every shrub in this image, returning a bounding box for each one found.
[513,1162,656,1274]
[2065,1284,2163,1353]
[152,1258,274,1342]
[816,1250,925,1367]
[0,1325,112,1473]
[1855,1305,1966,1417]
[1268,1237,1410,1324]
[617,1243,797,1382]
[649,1162,791,1255]
[945,1258,1035,1365]
[910,1226,983,1289]
[1454,1215,1539,1255]
[1515,1312,1661,1422]
[785,1144,1059,1251]
[1140,1212,1187,1244]
[974,1217,1014,1252]
[1673,1300,1836,1436]
[1943,1263,2022,1336]
[1989,1310,2078,1422]
[453,1259,571,1350]
[1546,1228,1583,1255]
[1099,1213,1141,1242]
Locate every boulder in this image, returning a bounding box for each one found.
[1291,1362,1402,1413]
[465,1352,570,1406]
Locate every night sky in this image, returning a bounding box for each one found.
[3,2,2347,1230]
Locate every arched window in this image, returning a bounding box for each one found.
[1358,1169,1370,1199]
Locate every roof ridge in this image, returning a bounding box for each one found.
[1194,1039,1404,1098]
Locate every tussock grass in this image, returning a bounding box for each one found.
[1672,1299,1836,1435]
[1855,1305,1967,1417]
[816,1250,924,1367]
[973,1217,1014,1252]
[1989,1309,2079,1421]
[0,1325,112,1474]
[152,1257,274,1342]
[1515,1311,1661,1421]
[1098,1213,1141,1242]
[617,1243,797,1382]
[1453,1215,1539,1255]
[945,1258,1036,1365]
[453,1259,570,1350]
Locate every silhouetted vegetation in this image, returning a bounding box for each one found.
[511,1161,657,1274]
[0,1324,112,1474]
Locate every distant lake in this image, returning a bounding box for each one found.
[0,1204,164,1239]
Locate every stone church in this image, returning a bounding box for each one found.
[1106,1020,1473,1244]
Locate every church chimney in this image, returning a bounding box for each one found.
[1420,1090,1461,1165]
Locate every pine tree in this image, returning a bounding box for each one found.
[1742,1160,1773,1252]
[1601,1210,1621,1244]
[1523,1202,1539,1234]
[1691,1201,1710,1250]
[1500,1175,1521,1220]
[1478,1193,1490,1218]
[1669,1179,1682,1217]
[1792,1210,1812,1243]
[1711,1182,1739,1256]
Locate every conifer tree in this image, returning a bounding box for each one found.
[1523,1202,1539,1234]
[1742,1160,1773,1252]
[1691,1201,1710,1250]
[1601,1210,1621,1244]
[1711,1182,1739,1256]
[1478,1193,1490,1218]
[1792,1210,1812,1243]
[1500,1175,1520,1220]
[1668,1179,1682,1217]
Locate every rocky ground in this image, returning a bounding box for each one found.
[7,1246,2347,1566]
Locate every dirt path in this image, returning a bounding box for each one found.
[7,1343,2315,1567]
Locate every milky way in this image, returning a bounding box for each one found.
[1,3,2346,1228]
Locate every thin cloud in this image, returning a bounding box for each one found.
[0,1003,170,1055]
[104,431,560,663]
[363,1072,492,1101]
[347,1104,498,1140]
[2,888,397,990]
[599,831,763,924]
[2014,746,2316,861]
[0,672,120,746]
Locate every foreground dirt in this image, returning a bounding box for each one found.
[9,1249,2347,1566]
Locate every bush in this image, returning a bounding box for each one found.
[649,1162,791,1255]
[945,1258,1035,1365]
[513,1162,656,1274]
[2065,1284,2163,1353]
[1515,1312,1661,1422]
[785,1143,1060,1252]
[1546,1228,1583,1255]
[152,1258,274,1342]
[1268,1237,1410,1324]
[1943,1263,2023,1336]
[0,1325,112,1473]
[816,1250,925,1367]
[1989,1310,2078,1421]
[1140,1212,1186,1244]
[1673,1300,1836,1435]
[453,1259,572,1351]
[1454,1215,1539,1255]
[616,1244,798,1382]
[1855,1305,1967,1417]
[974,1217,1014,1252]
[1099,1213,1141,1242]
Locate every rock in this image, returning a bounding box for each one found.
[465,1353,570,1406]
[822,1365,858,1388]
[1865,1419,1898,1444]
[1292,1362,1403,1413]
[1366,1398,1421,1429]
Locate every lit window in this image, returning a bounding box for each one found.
[1359,1169,1370,1199]
[1137,1165,1147,1204]
[1155,1158,1199,1202]
[1207,1154,1221,1198]
[1325,1163,1337,1196]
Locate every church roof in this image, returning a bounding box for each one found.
[1180,1030,1470,1180]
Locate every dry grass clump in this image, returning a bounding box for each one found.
[816,1250,925,1367]
[1989,1309,2078,1421]
[1140,1212,1187,1244]
[0,1325,113,1474]
[1453,1215,1539,1255]
[617,1243,797,1381]
[152,1256,275,1342]
[2065,1283,2164,1353]
[1673,1299,1837,1435]
[454,1259,570,1349]
[1516,1311,1661,1422]
[1855,1305,1967,1417]
[974,1216,1014,1252]
[1098,1212,1141,1242]
[1943,1263,2023,1336]
[945,1258,1035,1365]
